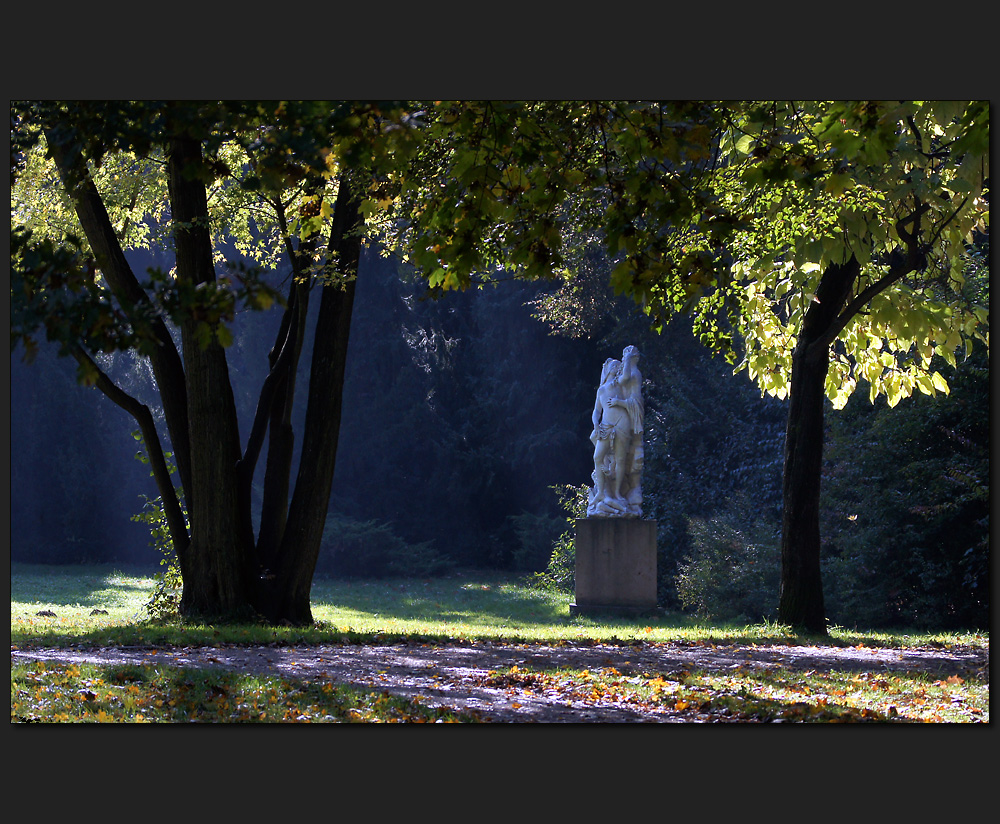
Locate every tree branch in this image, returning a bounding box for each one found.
[69,345,189,563]
[237,286,301,485]
[815,196,934,352]
[46,129,193,500]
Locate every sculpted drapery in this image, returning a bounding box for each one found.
[587,346,643,518]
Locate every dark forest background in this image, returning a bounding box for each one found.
[9,245,989,630]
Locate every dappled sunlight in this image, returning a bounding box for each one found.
[12,562,157,609]
[309,573,573,630]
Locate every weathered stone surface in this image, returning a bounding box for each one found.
[587,345,644,518]
[571,517,658,617]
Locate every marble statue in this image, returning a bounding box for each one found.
[587,345,644,518]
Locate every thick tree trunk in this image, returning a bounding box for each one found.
[778,339,830,633]
[778,257,859,634]
[168,132,255,621]
[258,177,362,624]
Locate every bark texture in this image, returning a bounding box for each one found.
[168,131,254,621]
[46,134,193,502]
[778,257,860,633]
[259,177,362,624]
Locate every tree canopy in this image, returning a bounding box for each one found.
[10,100,989,631]
[368,101,989,402]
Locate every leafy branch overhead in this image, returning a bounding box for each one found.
[372,101,988,411]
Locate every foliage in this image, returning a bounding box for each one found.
[532,484,589,592]
[820,346,989,630]
[379,101,989,406]
[506,510,566,572]
[717,102,989,406]
[332,249,593,570]
[675,493,782,623]
[11,100,989,631]
[10,99,436,624]
[10,348,154,563]
[316,515,452,579]
[130,494,185,620]
[530,282,788,607]
[129,430,186,620]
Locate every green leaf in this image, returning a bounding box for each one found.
[931,371,950,395]
[735,134,756,155]
[824,174,854,196]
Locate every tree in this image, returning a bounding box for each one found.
[13,101,988,632]
[11,100,425,624]
[819,237,990,629]
[712,102,988,632]
[376,101,989,633]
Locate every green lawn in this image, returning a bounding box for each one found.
[11,563,989,723]
[10,561,986,649]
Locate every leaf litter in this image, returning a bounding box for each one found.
[11,638,987,723]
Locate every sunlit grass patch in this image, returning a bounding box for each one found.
[666,666,989,723]
[11,564,989,724]
[11,563,158,636]
[471,662,989,723]
[12,562,991,650]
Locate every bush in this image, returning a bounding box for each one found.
[820,346,990,630]
[131,492,184,621]
[317,514,453,579]
[531,484,588,593]
[675,495,781,623]
[507,510,566,572]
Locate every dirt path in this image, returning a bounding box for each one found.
[11,639,988,722]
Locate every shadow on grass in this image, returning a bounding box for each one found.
[14,564,975,652]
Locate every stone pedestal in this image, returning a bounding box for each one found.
[570,518,658,617]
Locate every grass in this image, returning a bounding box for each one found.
[11,562,987,648]
[10,562,990,723]
[474,662,989,723]
[11,658,467,723]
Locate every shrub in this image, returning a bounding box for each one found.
[131,492,184,621]
[531,484,589,593]
[317,514,453,579]
[820,346,990,630]
[507,510,566,572]
[675,495,781,623]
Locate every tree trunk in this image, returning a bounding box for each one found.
[258,176,362,624]
[778,257,859,634]
[256,282,309,573]
[168,131,255,621]
[778,338,830,633]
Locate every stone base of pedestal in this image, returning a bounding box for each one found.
[569,518,659,618]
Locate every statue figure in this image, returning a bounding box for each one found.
[587,345,644,517]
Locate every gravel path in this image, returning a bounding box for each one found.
[11,639,989,722]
